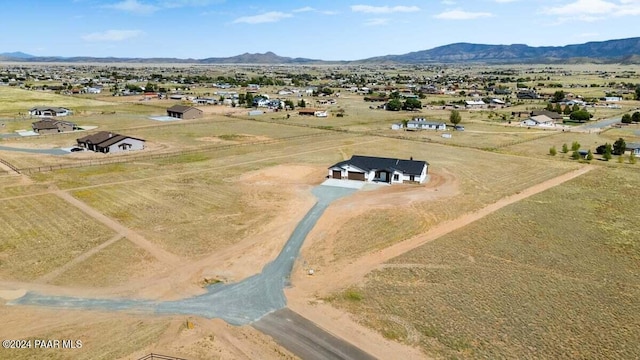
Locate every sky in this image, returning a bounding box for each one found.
[2,0,640,60]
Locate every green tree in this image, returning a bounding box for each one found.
[563,105,573,115]
[621,114,632,124]
[403,98,422,110]
[545,103,554,111]
[571,150,581,160]
[297,98,306,108]
[632,111,640,123]
[586,150,594,161]
[630,152,637,164]
[562,143,569,153]
[449,110,462,126]
[245,93,254,108]
[613,138,626,155]
[571,141,581,151]
[570,110,591,122]
[552,90,565,102]
[554,103,563,114]
[284,99,295,110]
[549,146,557,156]
[603,143,612,161]
[636,85,640,100]
[144,82,157,92]
[386,99,402,111]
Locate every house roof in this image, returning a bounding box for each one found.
[626,142,640,150]
[29,106,69,112]
[77,131,144,147]
[529,115,554,123]
[32,118,76,130]
[407,120,445,126]
[531,110,563,120]
[166,105,202,113]
[329,155,428,176]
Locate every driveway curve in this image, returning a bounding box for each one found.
[10,185,357,325]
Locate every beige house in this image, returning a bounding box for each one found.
[31,118,78,134]
[166,105,203,119]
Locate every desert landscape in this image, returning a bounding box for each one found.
[0,53,639,360]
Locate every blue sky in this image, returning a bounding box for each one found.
[2,0,639,60]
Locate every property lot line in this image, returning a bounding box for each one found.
[35,234,124,284]
[296,165,595,295]
[53,190,181,266]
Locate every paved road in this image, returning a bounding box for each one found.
[10,185,356,326]
[253,308,377,360]
[578,116,620,130]
[0,145,69,155]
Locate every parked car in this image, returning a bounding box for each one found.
[455,125,465,131]
[70,147,84,152]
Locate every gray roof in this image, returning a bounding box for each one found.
[77,131,144,147]
[330,155,427,176]
[167,105,202,113]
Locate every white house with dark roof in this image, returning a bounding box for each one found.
[29,106,71,117]
[405,118,446,131]
[76,131,145,154]
[328,155,428,184]
[626,143,640,156]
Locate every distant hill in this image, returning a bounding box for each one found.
[361,37,640,64]
[2,38,640,64]
[0,51,35,59]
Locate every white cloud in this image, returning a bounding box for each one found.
[82,30,143,42]
[293,6,315,13]
[441,0,456,4]
[351,5,420,13]
[434,9,494,19]
[233,11,292,24]
[104,0,158,14]
[542,0,640,19]
[160,0,216,8]
[364,18,390,26]
[494,0,518,3]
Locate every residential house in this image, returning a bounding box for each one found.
[328,155,429,184]
[29,106,71,117]
[521,114,555,127]
[298,109,318,116]
[530,110,564,122]
[166,105,203,119]
[406,118,446,131]
[626,143,640,156]
[465,100,486,109]
[31,118,78,134]
[517,90,539,99]
[76,131,145,154]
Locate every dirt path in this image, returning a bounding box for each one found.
[53,190,181,266]
[290,165,594,298]
[35,234,124,284]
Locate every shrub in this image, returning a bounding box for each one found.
[562,143,569,153]
[549,146,557,156]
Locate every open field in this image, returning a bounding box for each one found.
[0,87,114,117]
[330,167,640,359]
[0,194,116,281]
[302,140,580,268]
[50,237,165,288]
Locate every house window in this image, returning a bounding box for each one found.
[393,174,399,181]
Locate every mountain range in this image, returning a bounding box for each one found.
[2,37,640,64]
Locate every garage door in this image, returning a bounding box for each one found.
[347,171,365,181]
[332,170,342,179]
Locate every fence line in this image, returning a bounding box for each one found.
[0,158,20,174]
[17,132,332,175]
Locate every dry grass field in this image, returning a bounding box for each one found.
[51,237,165,288]
[0,87,114,117]
[330,167,640,359]
[0,194,116,281]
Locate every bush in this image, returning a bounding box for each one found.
[549,146,557,156]
[571,151,581,160]
[562,143,569,153]
[571,141,581,151]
